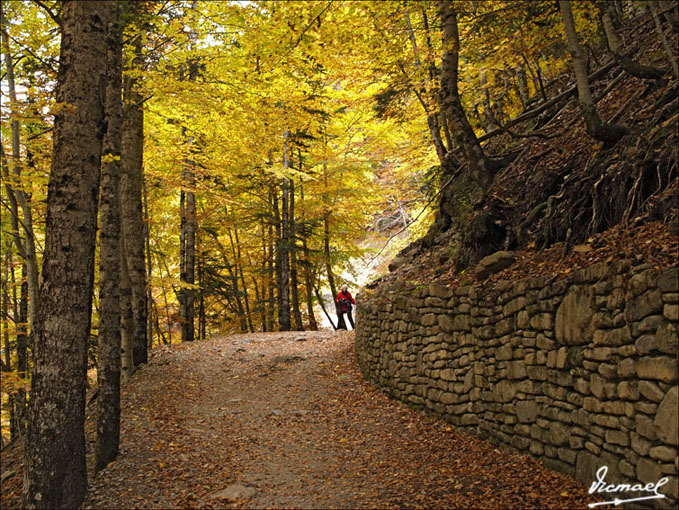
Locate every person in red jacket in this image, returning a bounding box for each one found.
[336,285,356,330]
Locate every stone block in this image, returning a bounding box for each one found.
[639,381,665,402]
[437,314,453,333]
[636,334,659,355]
[421,313,437,326]
[516,400,539,423]
[658,267,678,293]
[593,326,632,347]
[475,251,517,279]
[591,374,605,399]
[575,451,600,485]
[493,380,518,402]
[452,314,471,332]
[549,422,570,446]
[636,357,678,383]
[637,457,662,484]
[530,313,554,331]
[619,459,636,478]
[625,289,663,323]
[618,358,636,378]
[665,304,679,321]
[605,429,629,446]
[555,286,596,346]
[650,446,677,462]
[429,284,452,299]
[440,369,456,381]
[530,440,544,455]
[507,360,527,379]
[655,386,678,446]
[558,447,578,465]
[528,365,548,381]
[656,322,678,355]
[617,381,639,401]
[497,343,513,361]
[636,414,658,441]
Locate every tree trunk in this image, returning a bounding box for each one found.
[299,180,318,331]
[648,0,679,78]
[120,231,135,383]
[121,37,148,363]
[179,187,186,338]
[143,179,153,348]
[559,0,628,145]
[229,227,254,333]
[302,237,318,331]
[1,248,14,441]
[23,3,112,507]
[267,209,275,332]
[323,213,344,328]
[279,133,292,331]
[288,177,304,331]
[437,0,496,189]
[96,6,123,473]
[515,63,530,108]
[198,255,206,339]
[179,55,198,342]
[597,1,665,79]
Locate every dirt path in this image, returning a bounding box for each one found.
[0,330,593,508]
[83,330,594,508]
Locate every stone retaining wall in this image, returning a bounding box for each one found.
[355,261,678,503]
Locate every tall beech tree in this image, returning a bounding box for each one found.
[23,2,113,508]
[121,35,148,362]
[559,0,627,145]
[96,1,124,474]
[436,0,496,190]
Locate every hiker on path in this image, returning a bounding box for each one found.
[336,285,356,330]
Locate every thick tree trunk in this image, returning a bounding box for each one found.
[23,3,112,508]
[95,7,123,473]
[121,38,148,362]
[597,1,665,79]
[559,0,628,145]
[437,0,496,190]
[179,57,198,342]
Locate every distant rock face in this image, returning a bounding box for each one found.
[474,251,517,279]
[210,484,255,501]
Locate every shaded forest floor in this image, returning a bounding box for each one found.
[4,330,593,509]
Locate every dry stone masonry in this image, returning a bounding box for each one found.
[355,261,678,504]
